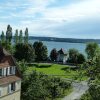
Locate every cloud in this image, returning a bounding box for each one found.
[0,0,100,38]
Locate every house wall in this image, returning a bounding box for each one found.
[0,90,21,100]
[0,80,21,100]
[57,54,68,63]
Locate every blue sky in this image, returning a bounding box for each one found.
[0,0,100,39]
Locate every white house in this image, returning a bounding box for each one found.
[57,48,68,64]
[0,46,21,100]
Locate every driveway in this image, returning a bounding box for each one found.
[62,81,89,100]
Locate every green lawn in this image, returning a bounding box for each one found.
[26,63,88,81]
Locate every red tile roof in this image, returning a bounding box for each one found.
[0,56,15,68]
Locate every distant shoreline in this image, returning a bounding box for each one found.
[28,36,100,43]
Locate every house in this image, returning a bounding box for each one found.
[0,46,21,100]
[57,48,68,64]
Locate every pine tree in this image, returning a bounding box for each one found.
[1,31,5,43]
[14,29,19,45]
[19,30,23,43]
[24,28,28,44]
[6,25,12,43]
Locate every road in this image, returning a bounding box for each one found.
[62,81,89,100]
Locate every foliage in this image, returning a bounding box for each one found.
[33,41,48,61]
[77,53,86,64]
[80,83,100,100]
[14,43,35,62]
[19,30,23,43]
[21,71,72,100]
[14,29,19,45]
[85,42,99,60]
[68,48,85,64]
[6,25,12,43]
[1,31,5,43]
[50,48,58,61]
[80,46,100,100]
[24,28,29,44]
[68,48,79,64]
[17,60,27,75]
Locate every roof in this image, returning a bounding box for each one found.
[0,76,21,86]
[58,48,67,55]
[0,45,21,85]
[0,56,15,68]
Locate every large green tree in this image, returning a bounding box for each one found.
[1,31,5,43]
[50,48,58,61]
[19,30,23,43]
[68,48,79,64]
[21,71,72,100]
[33,41,48,61]
[85,42,99,60]
[6,25,12,43]
[14,43,35,62]
[77,53,86,64]
[24,28,28,44]
[14,29,19,44]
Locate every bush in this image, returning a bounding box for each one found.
[21,71,72,100]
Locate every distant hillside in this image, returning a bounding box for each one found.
[29,36,100,43]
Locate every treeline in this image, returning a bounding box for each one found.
[28,36,100,43]
[0,25,28,44]
[0,25,87,64]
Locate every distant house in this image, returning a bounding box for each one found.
[0,46,21,100]
[57,48,68,64]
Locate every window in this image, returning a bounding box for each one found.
[9,67,16,75]
[10,67,12,74]
[11,83,15,91]
[0,69,2,77]
[8,82,16,93]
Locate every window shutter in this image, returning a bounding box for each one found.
[8,67,10,75]
[15,82,18,90]
[13,67,16,74]
[8,84,11,93]
[4,68,6,76]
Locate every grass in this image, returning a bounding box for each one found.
[26,63,88,81]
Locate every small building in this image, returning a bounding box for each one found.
[57,48,68,64]
[0,46,21,100]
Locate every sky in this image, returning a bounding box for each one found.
[0,0,100,39]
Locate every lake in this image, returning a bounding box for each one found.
[29,40,86,55]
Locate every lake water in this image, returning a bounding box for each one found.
[29,40,86,55]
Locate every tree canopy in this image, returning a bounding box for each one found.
[14,43,35,62]
[33,41,48,61]
[85,42,99,60]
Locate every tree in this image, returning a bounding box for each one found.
[14,43,35,62]
[24,28,28,44]
[1,31,5,43]
[21,71,72,100]
[77,53,86,64]
[6,25,12,43]
[19,30,23,43]
[68,48,79,64]
[50,48,58,61]
[17,60,27,75]
[85,42,99,60]
[14,29,19,44]
[33,41,48,61]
